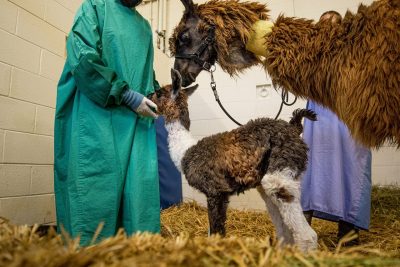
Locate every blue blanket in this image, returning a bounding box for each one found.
[301,101,372,229]
[156,117,183,210]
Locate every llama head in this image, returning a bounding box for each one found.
[151,69,198,130]
[318,10,342,24]
[169,0,269,86]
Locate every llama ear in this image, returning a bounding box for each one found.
[170,68,182,98]
[180,0,194,14]
[183,84,198,97]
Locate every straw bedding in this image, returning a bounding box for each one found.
[1,186,399,266]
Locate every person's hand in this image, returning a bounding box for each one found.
[135,97,158,119]
[122,89,158,119]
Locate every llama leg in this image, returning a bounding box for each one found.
[261,171,318,252]
[257,185,293,245]
[206,194,230,236]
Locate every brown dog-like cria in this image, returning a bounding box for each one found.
[170,0,400,148]
[151,69,318,251]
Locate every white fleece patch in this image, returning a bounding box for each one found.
[258,169,318,252]
[165,121,197,172]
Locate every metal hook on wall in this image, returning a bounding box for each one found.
[156,0,167,54]
[155,29,166,53]
[140,0,171,56]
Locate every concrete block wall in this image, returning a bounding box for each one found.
[0,0,82,225]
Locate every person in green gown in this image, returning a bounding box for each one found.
[54,0,161,245]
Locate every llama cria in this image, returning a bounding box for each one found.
[151,69,318,251]
[169,0,400,148]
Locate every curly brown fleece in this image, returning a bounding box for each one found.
[151,78,317,235]
[264,0,400,148]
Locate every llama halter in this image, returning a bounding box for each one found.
[175,24,244,126]
[175,26,216,71]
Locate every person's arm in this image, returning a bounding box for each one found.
[66,2,128,107]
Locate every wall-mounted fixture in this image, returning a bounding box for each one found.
[155,29,166,53]
[139,0,171,56]
[256,84,272,99]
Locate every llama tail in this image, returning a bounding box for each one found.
[289,109,317,134]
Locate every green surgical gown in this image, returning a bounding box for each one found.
[54,0,160,245]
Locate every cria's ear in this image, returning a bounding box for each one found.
[183,84,199,97]
[171,68,182,98]
[180,0,194,14]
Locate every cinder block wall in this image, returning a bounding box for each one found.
[0,0,82,225]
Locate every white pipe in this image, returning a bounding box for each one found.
[157,0,161,33]
[163,0,168,53]
[163,0,167,32]
[150,0,153,28]
[160,0,164,32]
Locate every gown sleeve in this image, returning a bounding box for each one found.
[66,1,128,107]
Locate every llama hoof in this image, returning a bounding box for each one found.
[295,229,318,252]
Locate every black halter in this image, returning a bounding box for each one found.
[175,26,216,71]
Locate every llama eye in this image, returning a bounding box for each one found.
[179,32,190,43]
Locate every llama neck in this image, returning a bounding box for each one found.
[264,16,336,109]
[165,121,197,172]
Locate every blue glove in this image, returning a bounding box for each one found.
[122,89,158,118]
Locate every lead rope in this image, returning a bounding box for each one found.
[210,67,243,126]
[274,89,298,120]
[209,67,297,125]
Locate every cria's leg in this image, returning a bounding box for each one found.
[207,194,230,236]
[257,185,293,245]
[260,171,318,252]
